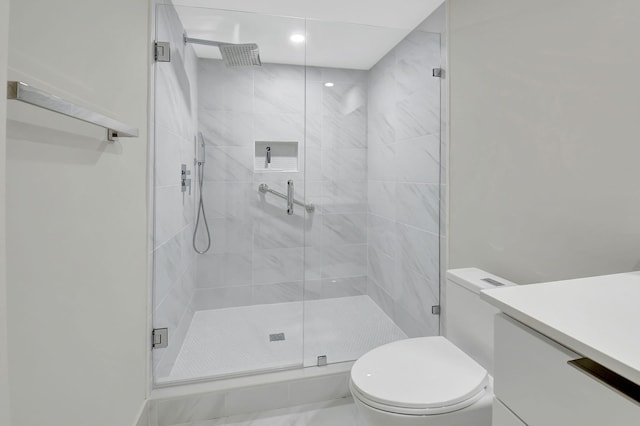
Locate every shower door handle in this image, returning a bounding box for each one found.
[287,180,294,215]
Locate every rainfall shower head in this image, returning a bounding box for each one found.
[218,43,261,67]
[184,34,262,67]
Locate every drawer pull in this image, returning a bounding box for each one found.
[568,358,640,405]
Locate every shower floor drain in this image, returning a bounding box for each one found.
[269,333,285,342]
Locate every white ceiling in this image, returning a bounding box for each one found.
[172,0,445,70]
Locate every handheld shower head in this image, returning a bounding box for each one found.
[193,132,211,254]
[197,132,206,165]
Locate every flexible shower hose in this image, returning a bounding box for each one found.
[192,160,211,254]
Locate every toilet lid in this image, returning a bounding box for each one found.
[351,336,489,412]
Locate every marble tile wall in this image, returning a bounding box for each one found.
[366,29,442,338]
[153,4,199,380]
[194,61,368,309]
[149,372,351,425]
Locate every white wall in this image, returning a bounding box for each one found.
[0,0,11,424]
[448,0,640,284]
[5,0,150,425]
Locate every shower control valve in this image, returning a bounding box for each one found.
[181,164,192,195]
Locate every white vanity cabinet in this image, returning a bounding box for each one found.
[493,314,640,426]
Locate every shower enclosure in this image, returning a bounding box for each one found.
[152,3,444,386]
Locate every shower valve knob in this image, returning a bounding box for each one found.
[181,164,192,194]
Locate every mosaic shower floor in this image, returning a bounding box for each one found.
[165,295,406,383]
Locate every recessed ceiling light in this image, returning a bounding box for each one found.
[290,33,305,43]
[324,82,334,87]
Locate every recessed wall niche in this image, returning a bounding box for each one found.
[254,140,299,172]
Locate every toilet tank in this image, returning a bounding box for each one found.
[444,268,516,375]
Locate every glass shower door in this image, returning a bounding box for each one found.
[246,17,309,375]
[152,4,309,385]
[151,2,443,385]
[302,20,442,367]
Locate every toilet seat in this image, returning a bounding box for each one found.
[350,336,489,416]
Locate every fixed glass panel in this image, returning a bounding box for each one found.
[303,20,442,367]
[152,4,307,385]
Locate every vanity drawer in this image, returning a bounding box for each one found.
[493,398,527,426]
[494,314,640,426]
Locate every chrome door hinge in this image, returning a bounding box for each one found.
[432,68,443,78]
[432,305,441,315]
[152,328,168,349]
[155,41,171,62]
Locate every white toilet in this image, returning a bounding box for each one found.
[350,268,516,426]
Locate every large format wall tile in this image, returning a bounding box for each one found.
[366,28,442,338]
[255,77,305,114]
[253,206,306,250]
[368,141,396,181]
[195,60,369,310]
[198,60,253,112]
[322,244,367,279]
[199,109,254,147]
[153,4,198,382]
[191,286,253,311]
[395,134,440,183]
[367,245,399,299]
[321,148,367,180]
[367,214,399,259]
[253,248,305,285]
[196,252,253,288]
[368,181,396,220]
[321,213,367,247]
[321,180,367,214]
[205,217,254,254]
[200,182,256,220]
[254,113,305,142]
[252,281,304,305]
[154,231,184,307]
[156,63,193,141]
[304,276,367,300]
[155,130,183,188]
[396,183,440,233]
[397,223,439,281]
[396,93,439,140]
[204,146,253,183]
[322,112,367,149]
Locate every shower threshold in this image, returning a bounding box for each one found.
[157,295,406,385]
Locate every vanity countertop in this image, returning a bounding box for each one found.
[481,271,640,386]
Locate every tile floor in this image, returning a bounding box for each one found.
[162,295,406,383]
[169,399,359,426]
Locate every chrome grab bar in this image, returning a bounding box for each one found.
[258,183,315,214]
[7,81,139,141]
